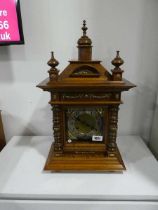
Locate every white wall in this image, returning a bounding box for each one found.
[0,0,158,142]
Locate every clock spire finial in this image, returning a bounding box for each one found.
[82,20,87,36]
[77,20,92,61]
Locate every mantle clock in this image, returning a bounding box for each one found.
[37,20,135,172]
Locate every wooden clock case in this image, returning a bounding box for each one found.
[37,21,135,172]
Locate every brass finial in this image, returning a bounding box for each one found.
[82,20,87,36]
[111,51,124,69]
[47,52,59,81]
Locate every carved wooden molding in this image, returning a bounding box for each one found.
[62,93,112,100]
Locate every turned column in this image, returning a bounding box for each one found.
[107,105,119,157]
[47,52,63,156]
[52,105,63,156]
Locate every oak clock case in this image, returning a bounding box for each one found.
[37,20,136,172]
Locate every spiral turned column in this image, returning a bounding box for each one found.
[52,105,63,156]
[107,105,119,157]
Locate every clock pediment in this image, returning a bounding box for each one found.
[37,21,135,91]
[57,61,112,85]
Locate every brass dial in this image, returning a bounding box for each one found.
[66,108,104,142]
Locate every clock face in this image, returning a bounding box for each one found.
[66,107,105,143]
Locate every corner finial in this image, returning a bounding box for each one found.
[111,51,124,81]
[82,20,88,36]
[47,52,59,81]
[111,50,124,69]
[47,52,59,68]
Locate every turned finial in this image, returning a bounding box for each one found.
[47,52,59,81]
[82,20,88,36]
[111,51,124,81]
[111,51,124,69]
[77,20,92,46]
[47,52,59,68]
[77,20,92,60]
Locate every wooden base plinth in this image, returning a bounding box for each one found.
[44,144,126,172]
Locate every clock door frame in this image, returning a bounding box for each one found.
[62,105,109,153]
